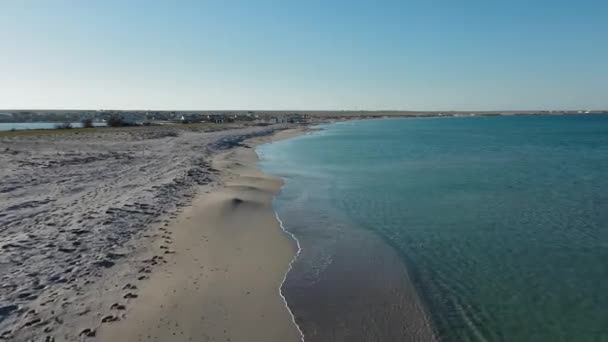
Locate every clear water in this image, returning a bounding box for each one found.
[258,115,608,341]
[0,122,107,131]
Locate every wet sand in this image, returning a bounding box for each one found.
[282,218,437,342]
[260,128,438,342]
[97,129,305,342]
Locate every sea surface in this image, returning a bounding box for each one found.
[0,122,107,131]
[257,115,608,342]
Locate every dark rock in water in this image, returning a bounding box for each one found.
[232,198,244,205]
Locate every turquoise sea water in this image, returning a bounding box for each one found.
[258,115,608,341]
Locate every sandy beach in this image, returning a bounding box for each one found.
[0,124,305,341]
[96,129,305,342]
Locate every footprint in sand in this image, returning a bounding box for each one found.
[110,303,126,310]
[79,328,96,337]
[101,315,119,323]
[123,283,137,290]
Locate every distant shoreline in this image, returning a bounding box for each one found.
[3,111,608,133]
[1,109,607,125]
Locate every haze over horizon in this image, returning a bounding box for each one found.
[1,0,607,111]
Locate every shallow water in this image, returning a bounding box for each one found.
[258,115,608,341]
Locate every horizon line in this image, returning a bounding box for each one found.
[1,108,607,113]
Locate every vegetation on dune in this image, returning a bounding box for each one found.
[81,118,94,128]
[55,122,73,129]
[107,115,124,127]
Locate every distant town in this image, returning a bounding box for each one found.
[0,109,606,126]
[0,110,312,126]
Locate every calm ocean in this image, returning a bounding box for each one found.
[257,115,608,342]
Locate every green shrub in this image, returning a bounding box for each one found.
[81,118,94,128]
[55,122,73,129]
[107,115,124,127]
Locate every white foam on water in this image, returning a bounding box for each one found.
[256,142,306,342]
[275,210,306,342]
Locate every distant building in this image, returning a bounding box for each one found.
[285,113,307,123]
[119,113,139,125]
[209,114,225,124]
[180,114,202,123]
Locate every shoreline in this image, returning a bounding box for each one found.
[96,127,308,342]
[274,200,305,342]
[259,124,438,342]
[1,122,436,341]
[260,132,309,342]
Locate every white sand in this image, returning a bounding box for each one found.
[96,129,305,342]
[0,124,301,341]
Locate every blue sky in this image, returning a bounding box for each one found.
[1,0,606,110]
